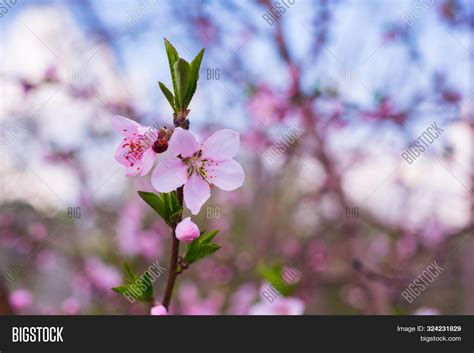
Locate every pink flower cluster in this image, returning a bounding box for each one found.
[113,116,245,216]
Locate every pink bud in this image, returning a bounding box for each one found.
[175,217,200,243]
[150,304,168,316]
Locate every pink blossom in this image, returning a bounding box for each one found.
[248,85,287,126]
[151,304,168,315]
[117,198,143,256]
[84,258,121,292]
[9,289,33,310]
[178,282,225,315]
[151,128,245,215]
[138,229,163,260]
[249,297,305,315]
[419,219,445,249]
[341,285,367,310]
[414,307,440,315]
[62,297,80,315]
[229,284,257,314]
[175,217,200,243]
[112,115,157,177]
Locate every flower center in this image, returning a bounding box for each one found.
[122,135,146,167]
[151,127,172,153]
[181,150,208,178]
[152,139,168,153]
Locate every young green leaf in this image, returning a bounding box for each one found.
[112,265,154,303]
[161,192,170,211]
[112,285,130,296]
[200,230,219,244]
[158,81,176,112]
[162,191,181,224]
[141,271,154,301]
[183,230,220,264]
[164,38,179,98]
[183,231,203,263]
[193,243,221,262]
[123,262,136,283]
[174,58,191,109]
[169,191,180,213]
[138,191,169,222]
[169,210,182,224]
[184,48,205,106]
[138,191,182,226]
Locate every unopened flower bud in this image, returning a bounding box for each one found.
[151,304,168,316]
[175,217,200,243]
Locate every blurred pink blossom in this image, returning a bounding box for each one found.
[27,222,47,241]
[9,289,33,310]
[117,199,143,256]
[247,85,287,126]
[228,284,257,315]
[307,241,328,272]
[62,297,80,314]
[396,233,417,259]
[414,307,440,315]
[178,282,225,315]
[138,229,163,260]
[84,258,121,292]
[249,297,305,315]
[419,219,445,249]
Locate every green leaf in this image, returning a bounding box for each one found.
[200,230,218,244]
[112,265,154,303]
[174,58,191,109]
[169,191,180,212]
[257,263,295,297]
[162,192,170,211]
[141,271,154,302]
[184,48,205,107]
[123,262,136,283]
[112,285,130,295]
[169,210,182,224]
[183,232,202,263]
[193,243,220,262]
[159,81,176,112]
[138,191,169,222]
[183,230,220,264]
[138,191,182,226]
[164,38,179,99]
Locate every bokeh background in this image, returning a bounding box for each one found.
[0,0,473,315]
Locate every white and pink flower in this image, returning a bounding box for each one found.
[151,128,245,215]
[113,115,157,177]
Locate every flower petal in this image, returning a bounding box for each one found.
[206,159,245,191]
[112,115,141,137]
[168,127,199,158]
[201,129,240,161]
[140,148,156,176]
[175,217,200,243]
[151,158,188,192]
[114,142,129,165]
[125,164,142,177]
[115,143,142,176]
[150,305,168,316]
[184,174,210,215]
